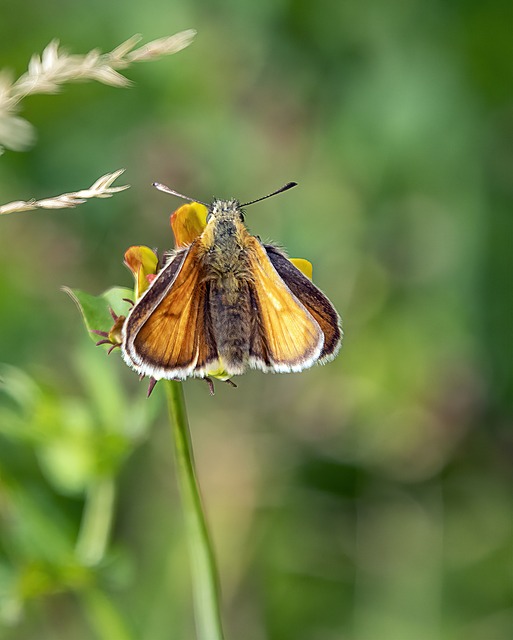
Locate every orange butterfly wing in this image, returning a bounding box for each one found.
[245,236,324,372]
[122,243,218,379]
[264,244,342,362]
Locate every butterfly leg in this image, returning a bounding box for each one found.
[203,377,216,396]
[145,377,183,398]
[147,377,158,397]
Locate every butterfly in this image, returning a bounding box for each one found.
[121,182,342,385]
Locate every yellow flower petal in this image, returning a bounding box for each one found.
[170,202,208,247]
[290,258,313,280]
[124,246,159,299]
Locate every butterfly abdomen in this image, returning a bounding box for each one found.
[209,279,252,374]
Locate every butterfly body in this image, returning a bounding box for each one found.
[121,195,341,382]
[199,200,254,374]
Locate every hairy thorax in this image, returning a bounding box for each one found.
[201,218,252,284]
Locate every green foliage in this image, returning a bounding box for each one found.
[65,287,133,340]
[0,350,158,635]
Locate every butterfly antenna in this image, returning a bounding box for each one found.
[241,181,298,207]
[152,182,208,207]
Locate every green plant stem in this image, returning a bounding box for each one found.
[164,380,225,640]
[80,588,135,640]
[76,477,115,566]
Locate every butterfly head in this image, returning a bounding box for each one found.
[207,199,245,224]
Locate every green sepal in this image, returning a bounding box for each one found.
[63,286,133,342]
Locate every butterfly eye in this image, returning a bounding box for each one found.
[206,212,213,223]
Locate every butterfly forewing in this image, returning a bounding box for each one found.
[245,237,324,372]
[264,245,342,361]
[122,243,218,379]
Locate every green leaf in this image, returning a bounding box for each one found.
[63,286,133,340]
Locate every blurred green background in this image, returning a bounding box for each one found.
[0,0,511,638]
